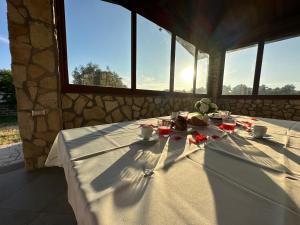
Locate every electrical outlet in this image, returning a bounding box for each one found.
[32,110,46,117]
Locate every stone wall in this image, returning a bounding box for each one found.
[62,93,199,129]
[218,98,300,121]
[7,0,62,170]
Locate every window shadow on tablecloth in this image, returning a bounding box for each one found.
[90,138,169,207]
[201,137,300,225]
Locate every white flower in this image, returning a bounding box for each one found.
[199,102,209,113]
[210,103,218,111]
[200,98,211,104]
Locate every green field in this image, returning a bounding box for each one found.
[0,116,21,145]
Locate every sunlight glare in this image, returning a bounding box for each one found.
[180,66,194,81]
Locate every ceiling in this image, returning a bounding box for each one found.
[105,0,300,51]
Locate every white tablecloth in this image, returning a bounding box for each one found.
[45,116,300,225]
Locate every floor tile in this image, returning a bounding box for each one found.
[0,207,38,225]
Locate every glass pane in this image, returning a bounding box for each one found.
[174,36,195,93]
[0,0,11,70]
[137,15,171,91]
[222,45,258,95]
[65,0,131,88]
[259,36,300,95]
[196,51,209,94]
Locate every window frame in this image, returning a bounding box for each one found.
[219,35,300,99]
[55,0,209,97]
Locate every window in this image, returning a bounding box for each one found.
[222,45,258,95]
[259,36,300,95]
[174,36,195,93]
[65,0,131,88]
[58,0,209,95]
[136,15,171,91]
[196,51,209,94]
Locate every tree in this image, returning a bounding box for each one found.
[0,69,16,106]
[231,84,252,95]
[72,63,127,88]
[222,85,232,95]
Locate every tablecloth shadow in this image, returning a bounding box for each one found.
[162,135,188,171]
[90,138,169,207]
[65,121,138,151]
[223,133,293,174]
[201,139,300,225]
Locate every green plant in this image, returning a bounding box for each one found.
[0,69,16,106]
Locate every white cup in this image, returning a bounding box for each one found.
[141,125,153,140]
[252,125,267,138]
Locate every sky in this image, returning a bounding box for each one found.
[1,0,299,91]
[65,0,208,91]
[0,0,11,69]
[223,37,300,90]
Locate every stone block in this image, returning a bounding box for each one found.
[28,64,45,79]
[33,138,47,147]
[12,64,26,88]
[62,95,73,109]
[9,23,28,38]
[112,109,123,122]
[8,2,25,24]
[63,112,76,122]
[104,100,118,112]
[125,97,133,105]
[74,117,83,127]
[22,141,44,157]
[30,22,52,49]
[16,89,33,110]
[116,96,125,105]
[17,111,34,140]
[40,76,57,89]
[134,97,144,107]
[24,0,52,24]
[74,96,88,115]
[11,43,31,64]
[48,110,61,131]
[32,50,55,72]
[121,105,132,120]
[105,115,112,124]
[95,96,104,108]
[83,107,105,121]
[37,92,58,108]
[66,93,79,100]
[85,120,101,126]
[36,117,47,132]
[28,86,37,100]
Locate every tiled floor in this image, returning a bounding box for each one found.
[0,143,24,167]
[0,167,77,225]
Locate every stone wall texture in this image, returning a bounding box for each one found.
[62,93,199,129]
[7,0,62,170]
[218,98,300,121]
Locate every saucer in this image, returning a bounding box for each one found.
[138,134,159,142]
[248,134,273,140]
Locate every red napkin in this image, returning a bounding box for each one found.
[240,121,252,127]
[189,131,207,145]
[218,124,236,131]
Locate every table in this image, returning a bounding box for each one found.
[45,116,300,225]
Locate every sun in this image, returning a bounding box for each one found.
[180,66,194,81]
